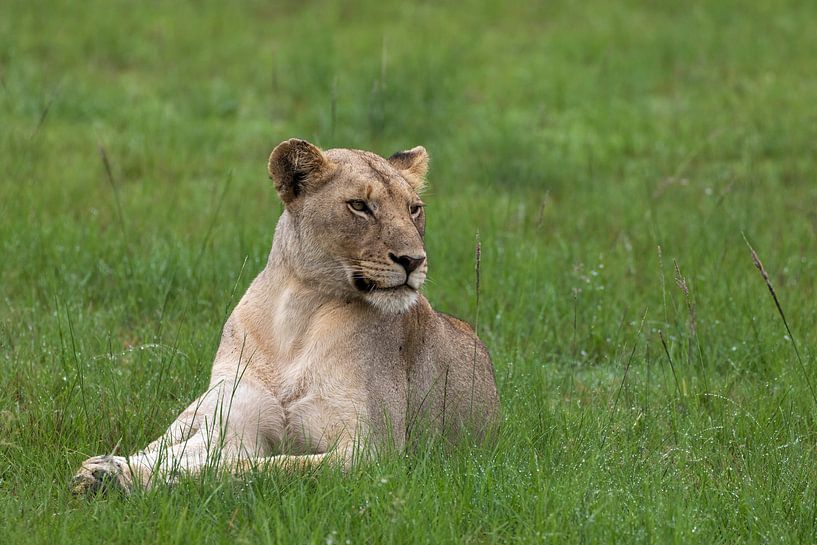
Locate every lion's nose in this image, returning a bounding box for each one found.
[389,253,426,274]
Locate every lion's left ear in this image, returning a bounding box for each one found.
[388,146,429,191]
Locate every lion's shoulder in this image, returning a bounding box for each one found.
[437,312,476,336]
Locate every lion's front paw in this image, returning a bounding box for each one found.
[71,455,134,496]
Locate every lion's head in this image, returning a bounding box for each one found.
[268,138,429,314]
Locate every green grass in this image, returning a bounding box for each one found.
[2,0,817,542]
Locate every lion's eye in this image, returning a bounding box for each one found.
[347,200,370,214]
[410,204,423,216]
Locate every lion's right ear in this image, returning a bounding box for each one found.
[268,138,334,205]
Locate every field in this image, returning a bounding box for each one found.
[2,0,817,542]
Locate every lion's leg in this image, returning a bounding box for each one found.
[71,432,222,494]
[138,402,205,455]
[226,444,358,475]
[131,428,260,487]
[72,441,355,495]
[138,383,229,455]
[143,450,347,483]
[72,380,282,494]
[184,445,358,482]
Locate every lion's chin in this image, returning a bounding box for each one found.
[364,286,419,315]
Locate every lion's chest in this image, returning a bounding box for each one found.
[269,311,371,453]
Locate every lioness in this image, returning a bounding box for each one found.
[72,139,500,494]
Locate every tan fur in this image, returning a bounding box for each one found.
[72,139,500,494]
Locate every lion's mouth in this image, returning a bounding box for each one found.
[352,274,375,292]
[352,274,415,293]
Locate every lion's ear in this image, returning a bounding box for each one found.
[388,146,429,191]
[268,138,334,205]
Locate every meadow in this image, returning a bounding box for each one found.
[2,0,817,542]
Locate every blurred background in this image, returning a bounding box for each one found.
[2,0,817,542]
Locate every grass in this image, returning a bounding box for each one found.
[2,0,817,542]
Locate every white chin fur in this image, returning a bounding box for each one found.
[364,289,418,315]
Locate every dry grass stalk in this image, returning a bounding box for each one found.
[658,245,668,324]
[673,259,698,364]
[658,329,683,401]
[469,231,482,417]
[743,234,817,409]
